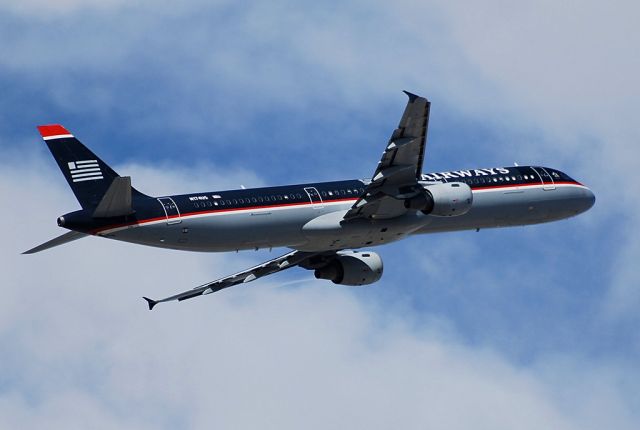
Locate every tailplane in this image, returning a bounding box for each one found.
[22,231,88,254]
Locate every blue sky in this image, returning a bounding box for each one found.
[1,1,638,428]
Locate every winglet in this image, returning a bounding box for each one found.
[37,124,73,140]
[143,297,158,311]
[402,90,419,102]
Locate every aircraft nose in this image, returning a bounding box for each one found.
[580,187,596,212]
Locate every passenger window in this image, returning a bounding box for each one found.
[257,197,263,203]
[321,191,327,197]
[517,175,522,180]
[511,176,516,181]
[214,201,219,206]
[226,200,231,205]
[296,193,301,199]
[252,197,257,203]
[232,199,238,204]
[277,195,283,200]
[493,178,498,182]
[341,190,346,195]
[207,201,212,207]
[328,191,333,196]
[194,202,199,208]
[505,177,510,181]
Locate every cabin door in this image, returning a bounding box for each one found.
[157,197,182,224]
[531,167,556,191]
[304,187,324,209]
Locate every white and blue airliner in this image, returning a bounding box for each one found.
[24,92,595,309]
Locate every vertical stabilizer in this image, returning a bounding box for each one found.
[37,125,146,210]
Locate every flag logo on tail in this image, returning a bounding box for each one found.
[67,160,103,182]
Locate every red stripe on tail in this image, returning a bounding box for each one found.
[37,124,71,138]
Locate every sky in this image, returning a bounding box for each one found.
[1,0,639,428]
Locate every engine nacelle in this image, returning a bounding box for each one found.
[405,182,473,216]
[314,251,383,286]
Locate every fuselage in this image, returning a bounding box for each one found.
[59,165,595,253]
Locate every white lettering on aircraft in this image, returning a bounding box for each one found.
[421,167,510,181]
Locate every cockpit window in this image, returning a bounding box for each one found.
[550,169,575,182]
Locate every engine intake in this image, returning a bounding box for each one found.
[405,182,473,216]
[314,251,383,286]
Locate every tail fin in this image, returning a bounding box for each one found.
[37,125,147,210]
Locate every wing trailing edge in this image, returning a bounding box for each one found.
[344,91,431,220]
[142,250,327,310]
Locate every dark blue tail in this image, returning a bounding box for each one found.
[37,124,147,210]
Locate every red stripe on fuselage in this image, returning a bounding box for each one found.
[92,181,585,235]
[92,197,358,234]
[472,180,582,191]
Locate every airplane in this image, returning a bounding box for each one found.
[24,92,595,310]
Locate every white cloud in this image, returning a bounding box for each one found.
[117,162,265,196]
[1,1,639,425]
[429,1,640,319]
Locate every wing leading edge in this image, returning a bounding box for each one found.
[344,91,430,220]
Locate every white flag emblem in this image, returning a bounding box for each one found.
[67,160,103,182]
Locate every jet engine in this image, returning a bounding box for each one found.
[314,251,383,286]
[404,182,473,216]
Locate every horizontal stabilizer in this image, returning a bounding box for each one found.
[92,176,134,218]
[23,230,88,254]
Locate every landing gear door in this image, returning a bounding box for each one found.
[531,167,556,191]
[304,187,324,209]
[157,197,182,224]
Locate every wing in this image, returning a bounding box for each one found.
[143,250,329,310]
[344,91,430,220]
